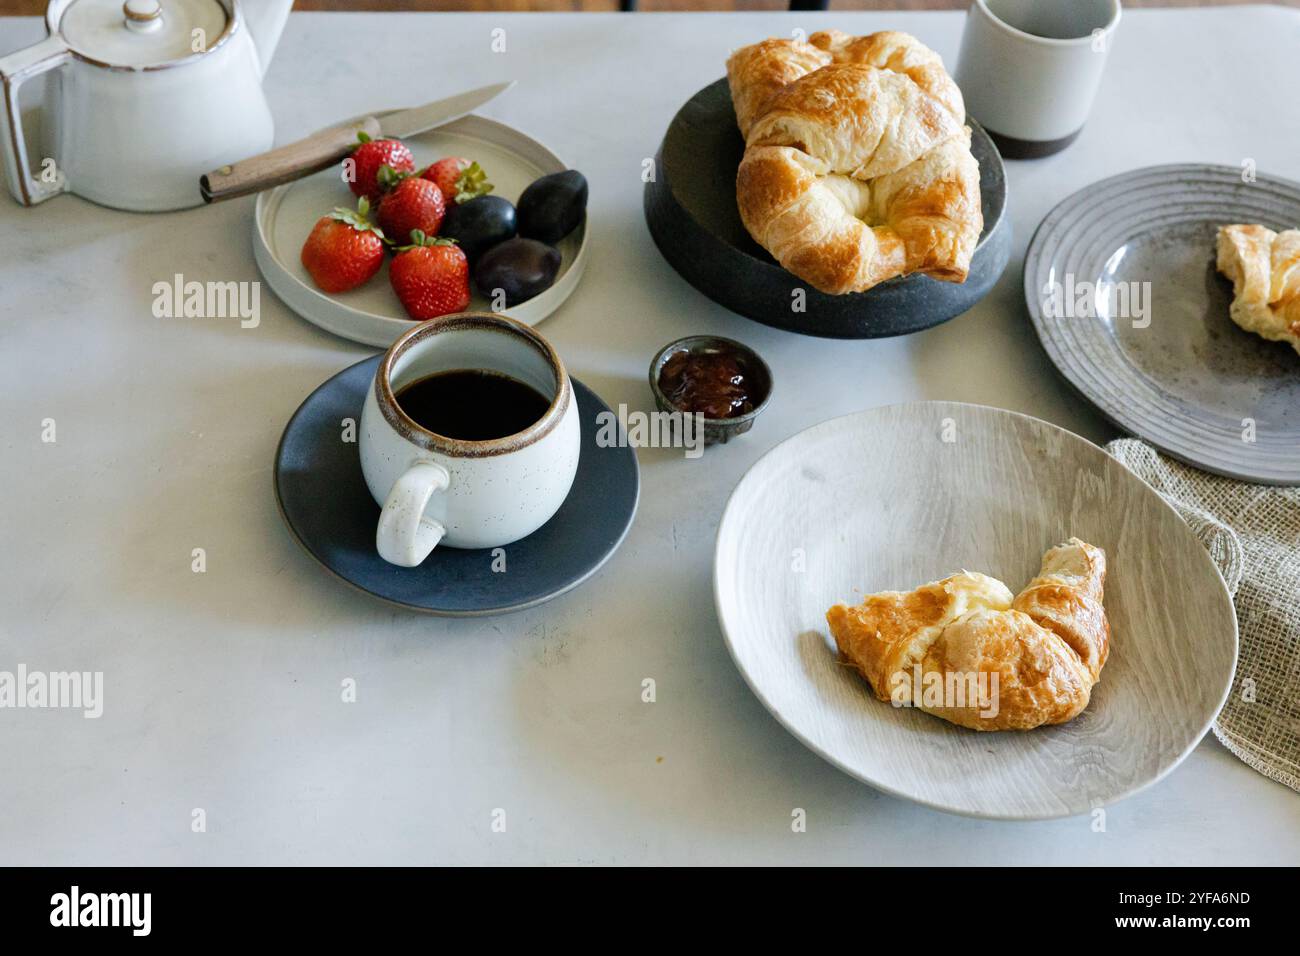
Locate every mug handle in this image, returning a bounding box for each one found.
[0,35,71,207]
[376,460,450,567]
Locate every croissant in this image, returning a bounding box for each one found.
[826,538,1109,731]
[726,30,982,295]
[1215,224,1300,357]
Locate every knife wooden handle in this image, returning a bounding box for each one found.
[200,116,383,204]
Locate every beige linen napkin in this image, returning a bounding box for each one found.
[1107,438,1300,793]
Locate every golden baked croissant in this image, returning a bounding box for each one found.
[1216,224,1300,356]
[826,538,1109,731]
[726,30,982,295]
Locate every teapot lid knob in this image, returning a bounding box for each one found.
[123,0,162,31]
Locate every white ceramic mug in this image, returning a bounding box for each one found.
[954,0,1122,158]
[360,313,581,567]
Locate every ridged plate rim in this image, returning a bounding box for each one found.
[1024,163,1300,485]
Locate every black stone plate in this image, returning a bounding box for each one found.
[644,78,1010,339]
[275,357,641,615]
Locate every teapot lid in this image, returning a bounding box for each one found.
[60,0,230,68]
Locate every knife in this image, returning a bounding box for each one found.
[200,81,516,204]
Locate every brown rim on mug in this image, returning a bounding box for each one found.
[375,311,572,459]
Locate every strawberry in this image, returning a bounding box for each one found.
[301,198,386,293]
[347,132,415,200]
[421,157,492,205]
[376,177,447,246]
[389,231,470,320]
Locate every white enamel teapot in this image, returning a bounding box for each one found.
[0,0,292,211]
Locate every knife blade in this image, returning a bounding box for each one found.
[200,81,516,204]
[379,81,514,139]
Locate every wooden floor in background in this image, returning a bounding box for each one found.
[281,0,1294,9]
[0,0,1289,15]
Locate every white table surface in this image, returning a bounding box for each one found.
[2,7,1298,866]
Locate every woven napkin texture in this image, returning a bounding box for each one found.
[1108,438,1300,793]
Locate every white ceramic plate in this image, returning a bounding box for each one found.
[254,114,588,348]
[713,402,1238,819]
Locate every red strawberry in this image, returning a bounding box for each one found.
[347,132,415,200]
[301,198,386,293]
[389,231,470,320]
[377,177,447,246]
[421,157,492,205]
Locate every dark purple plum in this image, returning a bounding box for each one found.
[516,170,587,245]
[440,195,516,262]
[474,238,561,307]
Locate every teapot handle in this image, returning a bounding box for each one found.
[0,35,71,207]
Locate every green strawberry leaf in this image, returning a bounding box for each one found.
[451,162,493,203]
[396,230,459,252]
[376,163,409,191]
[328,196,385,238]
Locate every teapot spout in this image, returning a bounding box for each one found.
[242,0,293,76]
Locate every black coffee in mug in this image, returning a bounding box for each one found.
[395,369,551,441]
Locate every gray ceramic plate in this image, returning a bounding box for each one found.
[1025,164,1300,485]
[255,114,588,348]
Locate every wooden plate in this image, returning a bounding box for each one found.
[643,78,1010,339]
[255,114,588,348]
[713,402,1237,818]
[1025,164,1300,484]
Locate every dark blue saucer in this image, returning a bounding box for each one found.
[274,356,640,615]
